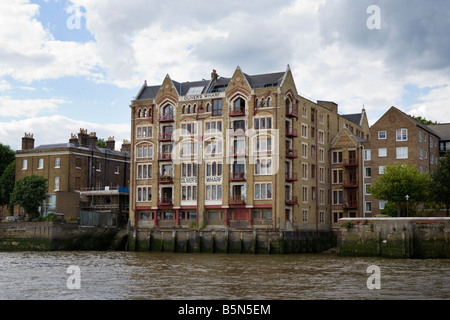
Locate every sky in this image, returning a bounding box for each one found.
[1,0,450,151]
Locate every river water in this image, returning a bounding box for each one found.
[0,251,448,300]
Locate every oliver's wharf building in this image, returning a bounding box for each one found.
[129,66,370,231]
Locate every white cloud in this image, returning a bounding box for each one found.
[0,96,66,117]
[0,115,130,151]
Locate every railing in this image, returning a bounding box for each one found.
[343,179,358,188]
[159,113,174,122]
[158,197,173,206]
[230,172,245,181]
[158,174,174,184]
[343,201,358,209]
[286,106,299,118]
[229,195,246,205]
[285,172,298,181]
[159,152,172,161]
[229,108,245,116]
[286,149,298,158]
[344,158,358,167]
[158,133,173,141]
[286,127,298,138]
[285,196,298,205]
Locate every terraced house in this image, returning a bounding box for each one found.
[129,66,370,231]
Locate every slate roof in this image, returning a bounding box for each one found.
[428,124,450,141]
[32,143,130,156]
[135,70,286,101]
[341,113,363,126]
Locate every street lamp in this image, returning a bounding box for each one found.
[405,195,410,218]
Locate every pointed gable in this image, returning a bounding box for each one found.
[226,66,252,100]
[155,74,179,106]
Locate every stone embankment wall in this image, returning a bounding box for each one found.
[338,218,450,258]
[0,222,119,251]
[127,229,336,254]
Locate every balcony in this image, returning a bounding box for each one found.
[230,172,245,181]
[344,158,358,167]
[343,200,358,209]
[229,195,246,206]
[158,152,172,161]
[158,197,173,206]
[229,108,245,117]
[286,127,298,138]
[158,174,174,184]
[285,172,298,182]
[159,113,174,122]
[158,133,173,142]
[285,196,298,206]
[286,106,298,118]
[343,179,358,188]
[286,149,298,159]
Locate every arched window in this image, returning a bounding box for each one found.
[206,103,211,112]
[193,104,197,114]
[143,108,148,117]
[138,109,142,118]
[188,104,192,114]
[267,97,272,107]
[182,105,186,114]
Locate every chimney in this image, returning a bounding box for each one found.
[121,139,131,153]
[211,69,218,82]
[78,128,89,147]
[106,136,115,150]
[88,132,98,148]
[22,133,35,150]
[69,133,79,146]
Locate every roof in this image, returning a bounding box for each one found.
[30,144,130,157]
[428,123,450,140]
[341,113,362,126]
[135,70,286,101]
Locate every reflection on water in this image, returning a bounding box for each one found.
[0,251,448,300]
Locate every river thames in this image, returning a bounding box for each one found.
[0,251,448,300]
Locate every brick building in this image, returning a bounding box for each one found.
[15,129,130,224]
[363,107,440,216]
[128,66,369,231]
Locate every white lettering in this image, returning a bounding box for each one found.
[66,265,81,290]
[367,5,381,30]
[366,265,381,290]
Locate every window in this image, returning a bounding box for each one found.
[332,151,343,164]
[319,148,325,163]
[55,157,61,168]
[319,189,325,205]
[255,159,273,175]
[379,166,385,175]
[396,128,408,141]
[95,161,101,172]
[318,130,324,144]
[206,185,222,201]
[319,211,325,223]
[379,201,388,210]
[396,147,408,159]
[115,165,120,175]
[365,167,372,178]
[38,158,44,169]
[181,142,198,157]
[302,163,308,180]
[254,117,272,130]
[255,136,273,153]
[137,186,152,202]
[332,169,343,184]
[136,126,153,138]
[54,177,60,191]
[378,148,387,157]
[76,158,81,169]
[254,183,272,200]
[419,131,423,142]
[204,139,223,157]
[212,99,223,116]
[419,148,423,160]
[205,162,221,177]
[333,190,343,205]
[302,210,308,222]
[302,187,308,203]
[365,202,372,213]
[205,120,222,134]
[137,144,154,159]
[137,164,152,179]
[378,131,387,140]
[182,186,197,201]
[301,143,308,158]
[319,167,325,183]
[301,124,308,138]
[333,212,343,223]
[365,184,371,195]
[181,122,198,135]
[364,149,371,161]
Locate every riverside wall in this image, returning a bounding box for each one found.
[337,218,450,259]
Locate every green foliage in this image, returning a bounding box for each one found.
[0,160,15,207]
[97,138,106,148]
[10,175,48,220]
[410,115,438,125]
[370,163,431,217]
[341,220,354,229]
[430,152,450,216]
[380,201,399,217]
[0,143,15,175]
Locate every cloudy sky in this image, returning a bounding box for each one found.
[1,0,450,150]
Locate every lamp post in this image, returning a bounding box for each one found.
[405,195,410,218]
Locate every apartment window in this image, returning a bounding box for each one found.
[319,167,325,183]
[302,163,308,180]
[182,186,197,201]
[333,190,343,205]
[181,142,198,157]
[319,211,325,223]
[205,162,221,177]
[379,166,386,175]
[212,99,223,116]
[302,187,308,203]
[115,165,120,175]
[255,183,272,200]
[205,120,222,134]
[365,184,372,195]
[430,137,433,148]
[378,148,387,157]
[181,122,198,135]
[301,124,308,138]
[255,136,273,153]
[419,148,423,160]
[319,189,325,205]
[95,161,101,172]
[136,126,153,139]
[419,130,423,142]
[38,158,44,169]
[379,201,388,210]
[319,148,325,163]
[332,151,343,164]
[365,202,372,213]
[378,131,387,140]
[396,128,408,141]
[365,167,372,178]
[333,212,343,223]
[54,177,60,191]
[137,186,152,202]
[55,157,61,168]
[364,149,371,161]
[206,185,222,201]
[302,210,308,223]
[319,113,324,125]
[137,164,152,180]
[137,144,154,159]
[301,143,308,158]
[332,169,343,184]
[255,158,273,175]
[318,130,324,144]
[254,117,272,130]
[204,140,223,157]
[302,106,307,118]
[396,147,408,159]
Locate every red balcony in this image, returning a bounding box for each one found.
[285,196,298,206]
[158,197,173,206]
[344,158,358,167]
[158,174,173,184]
[286,149,298,158]
[158,133,173,142]
[343,201,358,209]
[286,106,298,118]
[159,113,174,122]
[343,179,358,188]
[230,172,246,181]
[229,108,245,117]
[229,195,246,206]
[158,152,172,161]
[286,127,298,138]
[285,172,298,181]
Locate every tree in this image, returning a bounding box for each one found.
[0,160,16,212]
[10,175,47,220]
[0,143,15,176]
[97,138,106,148]
[410,115,438,125]
[370,163,431,217]
[430,152,450,217]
